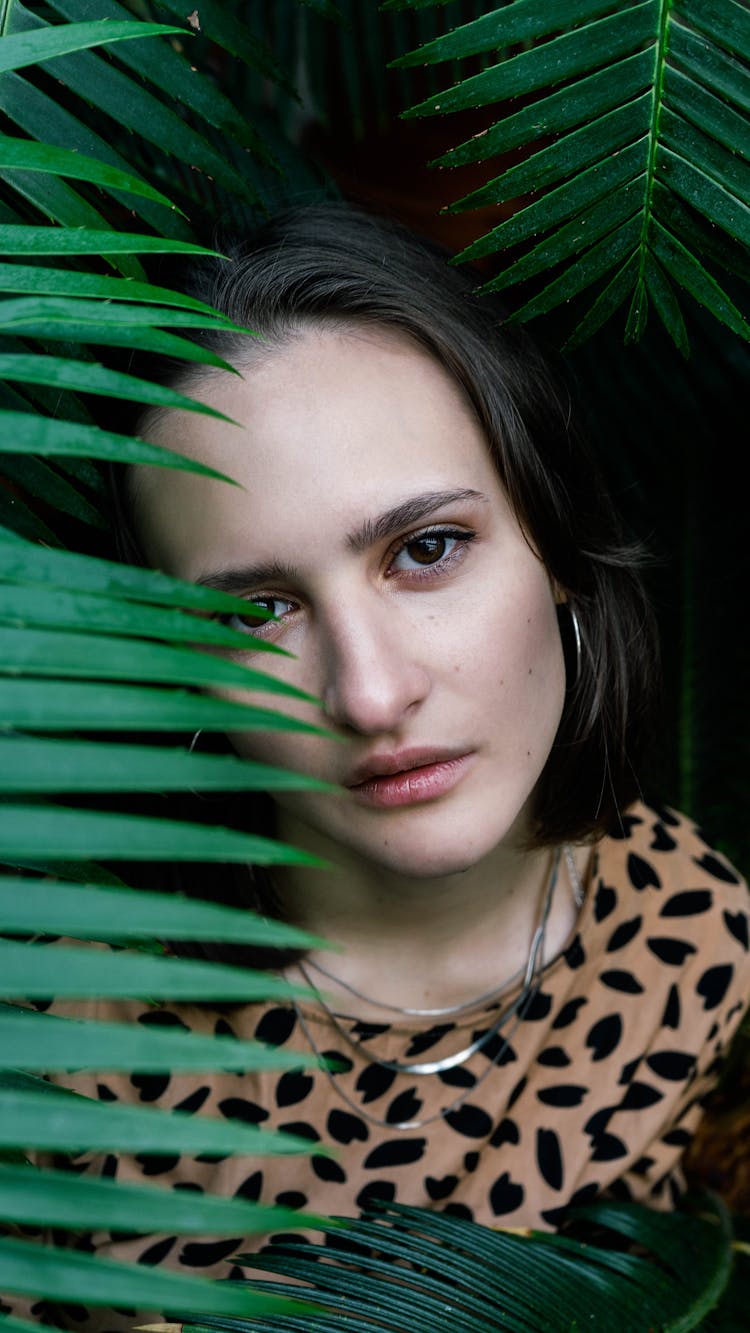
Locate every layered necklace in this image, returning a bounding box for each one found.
[291,846,584,1131]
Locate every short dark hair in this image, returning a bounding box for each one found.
[110,203,659,958]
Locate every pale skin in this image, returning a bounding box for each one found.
[134,326,590,1014]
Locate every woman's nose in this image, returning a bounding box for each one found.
[320,604,430,736]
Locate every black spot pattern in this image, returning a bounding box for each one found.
[537,1084,587,1107]
[443,1105,493,1138]
[620,1082,664,1110]
[696,964,733,1010]
[425,1174,458,1200]
[276,1191,307,1209]
[327,1110,369,1144]
[275,1070,315,1107]
[586,1014,623,1062]
[490,1117,520,1148]
[386,1089,423,1125]
[607,917,643,951]
[724,910,749,950]
[357,1181,395,1210]
[552,997,588,1028]
[599,970,644,994]
[219,1098,268,1124]
[136,1235,177,1266]
[650,823,677,852]
[646,937,697,966]
[312,1154,347,1183]
[255,1007,296,1046]
[490,1172,525,1215]
[136,1153,179,1176]
[438,1065,476,1087]
[355,1063,397,1103]
[19,797,747,1290]
[660,890,712,917]
[627,853,661,890]
[364,1139,427,1170]
[564,935,586,969]
[594,883,617,921]
[179,1238,242,1268]
[131,1072,169,1102]
[174,1086,210,1115]
[523,991,553,1021]
[537,1045,572,1067]
[233,1174,264,1205]
[646,1051,696,1082]
[536,1129,564,1191]
[694,853,740,884]
[590,1133,628,1162]
[404,1025,454,1057]
[661,984,681,1030]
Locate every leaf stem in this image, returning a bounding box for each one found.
[638,0,673,278]
[0,0,14,39]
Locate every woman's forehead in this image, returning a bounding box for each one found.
[132,328,502,576]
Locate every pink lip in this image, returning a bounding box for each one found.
[347,749,475,809]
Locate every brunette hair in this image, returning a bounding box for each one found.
[109,203,659,958]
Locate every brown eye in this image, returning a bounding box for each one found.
[405,534,448,565]
[229,596,291,634]
[389,528,474,577]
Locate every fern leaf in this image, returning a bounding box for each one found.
[396,0,750,348]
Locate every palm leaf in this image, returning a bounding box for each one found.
[0,1237,316,1323]
[0,1164,330,1240]
[0,9,348,1319]
[0,1072,327,1159]
[390,0,750,349]
[0,874,329,944]
[179,1196,736,1332]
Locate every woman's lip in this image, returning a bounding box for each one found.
[347,753,475,809]
[346,747,470,787]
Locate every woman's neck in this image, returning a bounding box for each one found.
[274,811,588,1017]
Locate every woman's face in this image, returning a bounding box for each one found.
[135,327,566,879]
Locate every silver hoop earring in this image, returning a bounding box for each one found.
[568,605,582,686]
[185,729,226,802]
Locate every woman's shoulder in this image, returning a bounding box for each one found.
[596,798,748,914]
[584,799,749,1033]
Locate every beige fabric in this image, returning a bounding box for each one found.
[3,802,749,1331]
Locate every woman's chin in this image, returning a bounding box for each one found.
[351,829,497,882]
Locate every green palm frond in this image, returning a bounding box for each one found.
[0,8,347,1319]
[0,527,340,1312]
[0,1233,316,1326]
[389,0,750,350]
[177,1195,739,1332]
[2,4,747,1324]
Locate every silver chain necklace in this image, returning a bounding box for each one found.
[293,976,540,1131]
[300,845,584,1025]
[291,845,583,1130]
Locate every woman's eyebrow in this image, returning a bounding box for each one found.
[194,559,297,594]
[193,489,488,592]
[346,488,488,552]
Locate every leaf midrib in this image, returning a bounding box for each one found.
[637,0,674,284]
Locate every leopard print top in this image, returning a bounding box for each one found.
[6,802,750,1332]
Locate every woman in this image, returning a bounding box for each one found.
[12,205,750,1323]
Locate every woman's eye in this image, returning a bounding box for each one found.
[389,529,473,574]
[227,596,293,634]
